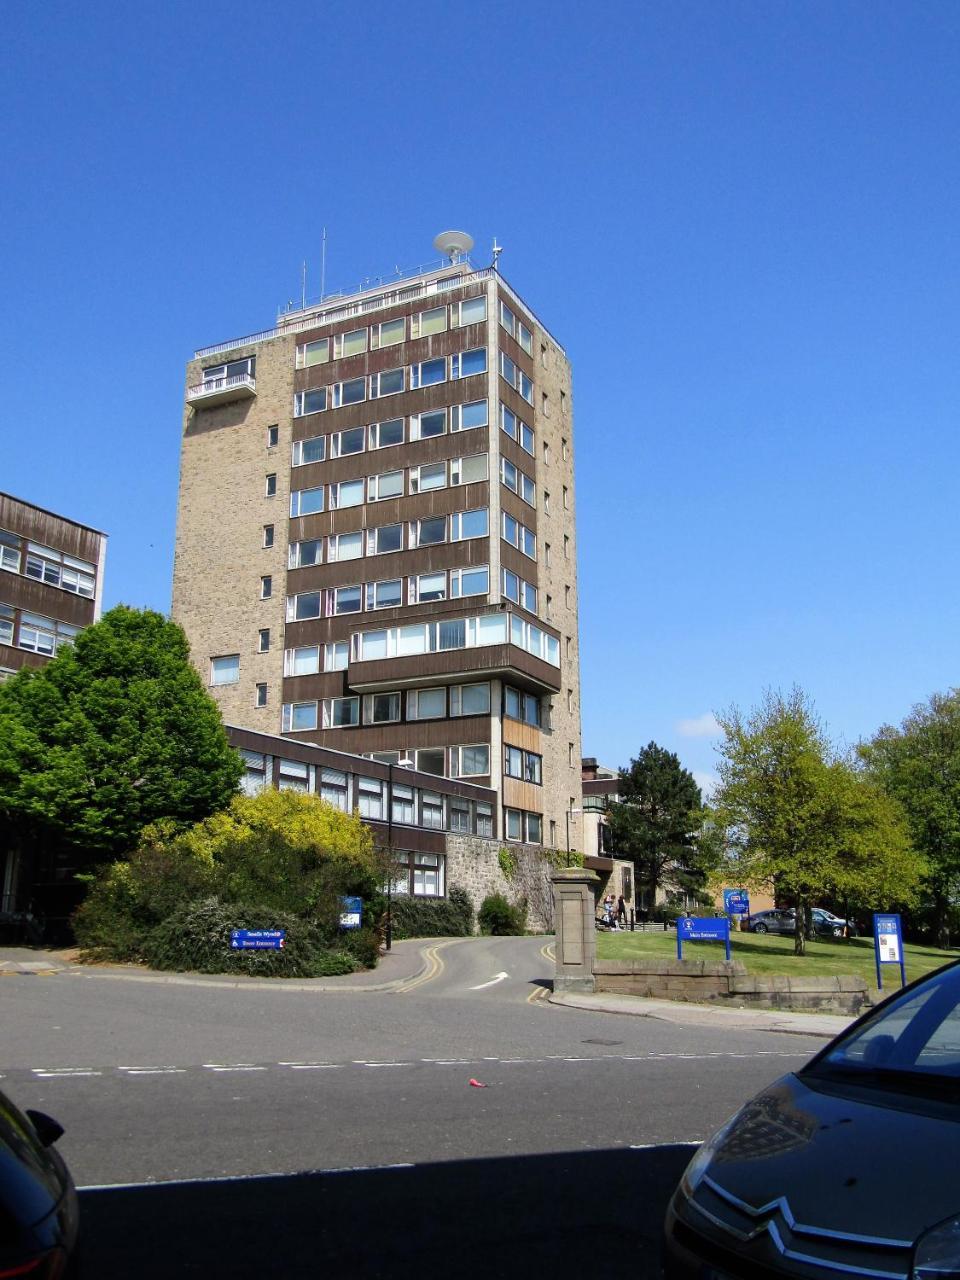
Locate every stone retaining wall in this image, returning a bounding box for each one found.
[594,960,868,1014]
[445,836,557,932]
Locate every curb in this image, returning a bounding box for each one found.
[547,991,853,1038]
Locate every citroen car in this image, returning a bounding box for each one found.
[0,1087,79,1277]
[664,958,960,1280]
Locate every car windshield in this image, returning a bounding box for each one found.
[805,962,960,1097]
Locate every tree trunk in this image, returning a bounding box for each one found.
[935,891,951,950]
[794,893,806,956]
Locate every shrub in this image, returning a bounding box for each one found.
[478,893,526,936]
[389,887,474,939]
[340,925,381,969]
[140,897,355,978]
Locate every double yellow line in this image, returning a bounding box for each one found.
[395,943,448,994]
[526,941,556,1004]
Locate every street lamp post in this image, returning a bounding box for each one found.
[565,807,582,867]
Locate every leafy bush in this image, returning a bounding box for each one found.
[339,924,382,969]
[140,897,355,978]
[389,887,474,939]
[478,893,526,936]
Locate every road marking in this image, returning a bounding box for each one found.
[629,1141,702,1150]
[203,1064,267,1073]
[32,1069,102,1078]
[395,944,446,995]
[470,971,510,990]
[358,1062,411,1069]
[119,1067,186,1075]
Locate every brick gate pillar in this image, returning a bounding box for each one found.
[551,867,600,992]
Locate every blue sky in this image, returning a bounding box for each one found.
[3,0,959,793]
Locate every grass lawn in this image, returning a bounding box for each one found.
[597,928,958,995]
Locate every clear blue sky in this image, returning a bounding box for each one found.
[3,0,958,793]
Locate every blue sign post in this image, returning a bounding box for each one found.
[339,897,363,930]
[873,913,906,990]
[230,930,285,950]
[722,889,750,916]
[677,917,732,961]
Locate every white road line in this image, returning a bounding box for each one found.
[120,1068,186,1075]
[470,971,510,990]
[360,1062,411,1069]
[203,1064,267,1073]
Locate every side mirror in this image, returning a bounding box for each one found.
[26,1110,65,1148]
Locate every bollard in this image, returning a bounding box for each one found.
[629,909,635,932]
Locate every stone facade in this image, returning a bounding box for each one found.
[593,960,869,1014]
[444,833,560,932]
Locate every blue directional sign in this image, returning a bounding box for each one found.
[339,896,363,930]
[873,913,906,990]
[230,930,285,950]
[723,889,750,916]
[677,916,732,961]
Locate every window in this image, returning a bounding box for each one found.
[0,604,13,646]
[451,348,487,379]
[456,295,487,327]
[331,585,362,615]
[284,645,320,676]
[392,784,415,824]
[410,357,445,388]
[328,530,363,562]
[332,377,366,408]
[322,696,359,728]
[289,537,322,568]
[409,461,446,494]
[0,532,20,574]
[421,792,444,830]
[265,474,277,497]
[258,628,270,653]
[260,576,272,600]
[505,808,522,841]
[500,404,534,454]
[371,317,405,349]
[543,441,551,466]
[365,578,402,610]
[569,742,575,767]
[562,434,569,456]
[290,486,323,517]
[324,641,348,671]
[279,758,311,791]
[410,516,447,548]
[450,682,490,716]
[450,565,489,598]
[287,591,322,621]
[368,469,403,501]
[450,453,488,485]
[564,535,570,559]
[505,808,541,842]
[450,399,487,432]
[240,749,267,796]
[330,426,365,458]
[502,460,537,507]
[499,352,533,404]
[416,749,445,777]
[451,744,490,777]
[526,813,542,844]
[22,543,96,596]
[411,305,447,339]
[413,852,444,896]
[504,686,541,727]
[356,776,384,819]
[16,612,77,654]
[367,523,403,555]
[541,392,550,418]
[296,338,329,368]
[363,692,401,724]
[267,425,279,448]
[501,513,535,558]
[354,612,508,662]
[320,767,348,810]
[543,490,551,514]
[211,654,240,686]
[202,356,255,385]
[407,687,445,720]
[505,745,523,779]
[499,300,533,355]
[369,417,404,449]
[545,593,552,618]
[448,798,471,833]
[330,479,364,509]
[409,571,446,604]
[525,751,543,784]
[500,569,536,613]
[255,683,268,707]
[294,388,327,416]
[450,508,488,541]
[410,409,445,440]
[370,367,404,398]
[334,328,368,359]
[510,615,559,666]
[565,584,571,608]
[563,485,569,509]
[567,688,573,712]
[544,542,551,566]
[263,524,274,549]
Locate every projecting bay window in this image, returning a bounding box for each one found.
[500,405,534,454]
[289,538,322,568]
[367,523,403,556]
[322,697,360,729]
[501,569,537,615]
[363,692,401,725]
[455,295,487,327]
[330,426,365,458]
[294,387,327,417]
[292,436,326,466]
[332,377,366,408]
[450,682,491,716]
[368,470,404,501]
[410,409,445,441]
[450,744,490,778]
[450,399,487,432]
[353,611,508,662]
[370,367,404,399]
[499,352,533,404]
[410,305,447,339]
[407,687,445,721]
[282,702,318,732]
[356,776,385,819]
[509,614,559,666]
[334,328,368,359]
[327,530,363,563]
[23,544,97,597]
[329,479,365,510]
[290,487,324,517]
[296,338,329,368]
[370,317,405,350]
[284,645,320,676]
[369,417,404,449]
[450,348,486,380]
[410,357,445,389]
[499,301,533,356]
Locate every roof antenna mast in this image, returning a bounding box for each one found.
[491,238,503,270]
[320,227,327,302]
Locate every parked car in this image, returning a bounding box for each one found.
[664,958,960,1280]
[0,1086,79,1277]
[811,907,859,938]
[745,909,797,936]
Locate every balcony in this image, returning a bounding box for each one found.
[187,371,257,409]
[347,642,562,696]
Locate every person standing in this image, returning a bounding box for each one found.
[617,895,627,927]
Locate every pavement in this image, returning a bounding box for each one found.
[0,939,856,1037]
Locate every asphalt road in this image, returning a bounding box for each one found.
[2,936,830,1277]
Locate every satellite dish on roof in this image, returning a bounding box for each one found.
[433,230,474,264]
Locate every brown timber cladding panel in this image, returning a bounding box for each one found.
[286,715,490,755]
[287,536,491,595]
[0,496,103,564]
[347,642,561,694]
[0,579,97,627]
[288,479,490,546]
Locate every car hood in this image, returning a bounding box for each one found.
[703,1073,960,1243]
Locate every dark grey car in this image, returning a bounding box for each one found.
[663,959,960,1280]
[746,909,797,936]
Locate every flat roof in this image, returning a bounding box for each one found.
[0,491,108,538]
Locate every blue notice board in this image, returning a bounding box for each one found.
[873,913,906,990]
[231,930,285,950]
[677,916,731,961]
[723,889,750,916]
[340,896,362,930]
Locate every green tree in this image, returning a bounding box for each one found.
[715,689,921,954]
[0,606,243,868]
[606,743,714,910]
[860,690,960,946]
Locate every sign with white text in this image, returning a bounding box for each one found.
[230,930,285,950]
[873,913,906,990]
[677,916,732,961]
